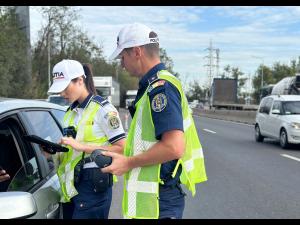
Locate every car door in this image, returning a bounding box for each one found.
[263,98,275,137]
[0,112,60,219]
[0,106,67,218]
[257,97,270,136]
[268,101,283,139]
[19,109,66,219]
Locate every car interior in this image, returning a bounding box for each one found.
[0,120,23,192]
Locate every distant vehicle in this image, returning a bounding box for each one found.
[189,100,199,109]
[47,94,69,107]
[255,95,300,148]
[125,90,138,109]
[271,74,300,95]
[93,76,120,109]
[209,78,238,109]
[0,98,66,218]
[261,84,275,98]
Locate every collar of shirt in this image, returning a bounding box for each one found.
[138,63,166,90]
[69,93,93,110]
[136,63,166,103]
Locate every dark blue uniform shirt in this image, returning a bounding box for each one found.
[130,63,183,187]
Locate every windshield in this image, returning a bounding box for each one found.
[49,96,69,106]
[96,87,110,98]
[126,95,136,100]
[282,101,300,115]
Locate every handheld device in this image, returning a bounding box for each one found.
[90,149,112,168]
[24,135,69,154]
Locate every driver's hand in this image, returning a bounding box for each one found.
[0,170,10,182]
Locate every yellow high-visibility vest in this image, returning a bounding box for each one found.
[122,70,207,219]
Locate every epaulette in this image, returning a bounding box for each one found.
[148,79,166,93]
[147,73,159,85]
[91,95,110,107]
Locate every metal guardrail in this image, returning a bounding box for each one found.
[193,108,256,125]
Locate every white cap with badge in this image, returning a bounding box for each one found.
[47,59,86,94]
[109,23,159,60]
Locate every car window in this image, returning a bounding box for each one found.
[22,111,64,173]
[282,101,300,115]
[259,98,267,113]
[51,109,66,127]
[7,157,40,192]
[0,119,40,192]
[23,111,62,144]
[264,98,273,114]
[272,101,282,114]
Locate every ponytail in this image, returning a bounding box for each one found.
[82,63,97,95]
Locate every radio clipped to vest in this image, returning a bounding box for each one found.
[62,126,77,138]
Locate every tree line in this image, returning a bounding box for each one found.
[0,6,178,107]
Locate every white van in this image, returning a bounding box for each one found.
[255,95,300,148]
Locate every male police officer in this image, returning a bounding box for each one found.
[102,23,207,219]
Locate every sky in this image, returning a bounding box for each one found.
[29,6,300,91]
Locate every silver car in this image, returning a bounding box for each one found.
[255,95,300,149]
[0,98,67,219]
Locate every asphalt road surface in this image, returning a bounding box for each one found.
[109,111,300,219]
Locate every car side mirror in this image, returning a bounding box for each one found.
[0,192,37,219]
[271,109,280,114]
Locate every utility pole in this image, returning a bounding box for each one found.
[216,48,220,78]
[15,6,32,85]
[247,73,251,105]
[204,39,219,87]
[204,39,220,109]
[47,32,51,90]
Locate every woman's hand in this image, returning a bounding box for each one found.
[60,137,86,152]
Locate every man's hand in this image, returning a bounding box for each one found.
[101,151,131,176]
[0,170,10,182]
[59,137,85,152]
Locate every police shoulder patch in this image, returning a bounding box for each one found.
[107,113,120,129]
[151,93,168,112]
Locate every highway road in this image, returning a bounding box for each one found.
[109,112,300,219]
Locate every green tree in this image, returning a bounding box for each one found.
[186,80,209,102]
[250,58,300,103]
[31,6,103,98]
[0,7,30,98]
[220,65,247,97]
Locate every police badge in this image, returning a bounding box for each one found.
[151,93,167,112]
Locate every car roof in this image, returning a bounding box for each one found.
[263,95,300,101]
[0,98,67,114]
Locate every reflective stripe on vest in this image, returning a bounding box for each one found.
[57,101,110,202]
[122,70,207,219]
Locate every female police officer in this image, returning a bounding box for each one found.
[48,59,125,219]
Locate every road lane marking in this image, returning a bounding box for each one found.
[281,154,300,162]
[203,129,216,134]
